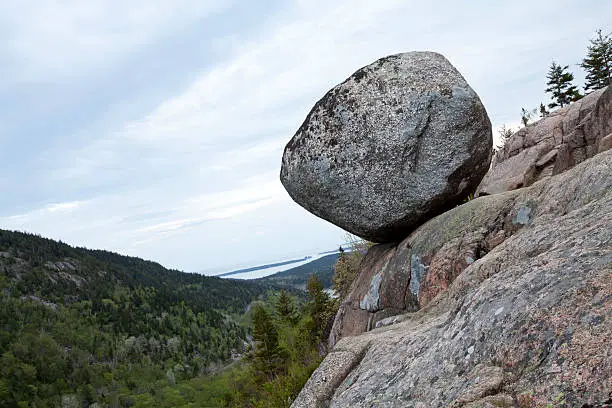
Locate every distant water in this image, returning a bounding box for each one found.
[217,251,339,280]
[216,256,311,277]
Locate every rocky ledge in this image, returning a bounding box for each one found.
[293,149,612,407]
[477,86,612,196]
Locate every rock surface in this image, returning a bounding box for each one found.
[477,86,611,196]
[293,149,612,407]
[329,189,521,347]
[281,52,492,243]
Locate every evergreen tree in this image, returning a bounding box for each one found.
[580,29,612,92]
[307,274,327,322]
[332,234,370,300]
[332,249,349,299]
[274,290,297,324]
[251,304,286,380]
[539,103,549,118]
[306,274,335,344]
[545,62,582,109]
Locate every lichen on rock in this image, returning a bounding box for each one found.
[281,52,611,407]
[294,149,612,408]
[281,51,492,243]
[477,86,612,196]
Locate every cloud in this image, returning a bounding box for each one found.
[132,196,275,241]
[1,0,611,272]
[205,138,286,172]
[0,174,286,262]
[0,0,231,82]
[6,200,87,224]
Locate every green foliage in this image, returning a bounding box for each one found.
[306,274,327,332]
[545,61,582,109]
[144,290,330,408]
[332,234,370,300]
[252,303,287,381]
[495,124,516,151]
[0,289,249,406]
[306,274,338,346]
[274,290,298,325]
[580,29,612,92]
[0,229,285,315]
[0,228,303,407]
[257,253,339,290]
[539,102,549,118]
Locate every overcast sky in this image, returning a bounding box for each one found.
[0,1,609,274]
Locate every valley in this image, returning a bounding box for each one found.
[0,229,319,407]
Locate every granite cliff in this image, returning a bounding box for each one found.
[281,52,611,407]
[478,86,611,196]
[294,149,611,407]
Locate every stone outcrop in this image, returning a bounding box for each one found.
[477,86,612,196]
[283,56,612,407]
[293,149,612,407]
[329,189,526,347]
[281,52,492,243]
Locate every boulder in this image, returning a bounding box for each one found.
[477,86,611,195]
[293,149,612,408]
[281,52,492,243]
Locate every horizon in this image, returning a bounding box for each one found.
[1,226,344,276]
[1,1,610,273]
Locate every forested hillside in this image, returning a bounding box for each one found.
[256,253,339,290]
[0,229,293,407]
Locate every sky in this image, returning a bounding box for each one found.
[0,1,610,274]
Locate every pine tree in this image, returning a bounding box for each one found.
[545,62,582,109]
[251,303,286,380]
[580,29,612,92]
[274,290,297,324]
[332,234,370,300]
[332,249,352,299]
[307,274,335,343]
[539,103,549,118]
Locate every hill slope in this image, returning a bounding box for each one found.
[0,229,287,407]
[256,253,339,290]
[216,256,312,277]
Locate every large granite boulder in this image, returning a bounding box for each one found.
[281,52,492,243]
[293,149,612,408]
[477,85,612,196]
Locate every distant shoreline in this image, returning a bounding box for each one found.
[215,256,312,277]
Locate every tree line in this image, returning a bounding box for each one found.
[132,274,338,407]
[500,29,611,146]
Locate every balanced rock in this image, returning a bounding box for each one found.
[293,149,612,408]
[280,51,493,243]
